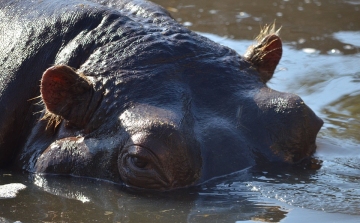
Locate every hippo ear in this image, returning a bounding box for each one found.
[40,65,95,128]
[244,24,282,83]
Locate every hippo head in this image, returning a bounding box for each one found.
[32,25,323,190]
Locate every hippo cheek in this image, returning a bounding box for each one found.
[34,137,92,174]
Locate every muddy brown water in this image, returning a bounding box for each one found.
[1,0,359,222]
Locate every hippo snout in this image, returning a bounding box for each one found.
[254,87,323,163]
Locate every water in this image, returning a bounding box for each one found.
[1,0,360,222]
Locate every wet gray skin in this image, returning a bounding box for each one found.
[0,0,322,190]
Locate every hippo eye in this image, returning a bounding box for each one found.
[131,156,148,169]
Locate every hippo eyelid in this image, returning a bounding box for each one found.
[128,155,149,169]
[124,145,162,170]
[120,145,171,187]
[130,144,159,159]
[127,155,152,170]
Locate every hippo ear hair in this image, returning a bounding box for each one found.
[40,65,95,129]
[244,23,282,83]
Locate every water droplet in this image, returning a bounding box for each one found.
[343,45,354,50]
[302,48,317,54]
[327,49,342,55]
[236,11,250,19]
[298,38,306,44]
[253,17,262,22]
[183,21,192,27]
[209,9,217,14]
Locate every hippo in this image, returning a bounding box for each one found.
[0,0,323,190]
